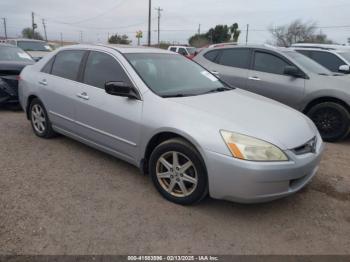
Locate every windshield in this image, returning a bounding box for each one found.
[186,47,196,55]
[125,53,229,97]
[17,41,53,52]
[283,51,332,75]
[0,46,34,62]
[338,52,350,63]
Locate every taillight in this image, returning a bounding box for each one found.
[16,75,21,81]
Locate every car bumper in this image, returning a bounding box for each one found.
[204,138,324,203]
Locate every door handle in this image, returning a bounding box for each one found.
[76,92,89,100]
[248,76,261,81]
[38,79,47,86]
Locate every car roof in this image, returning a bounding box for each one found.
[8,38,47,42]
[59,44,175,54]
[292,43,350,51]
[0,43,18,47]
[205,44,291,53]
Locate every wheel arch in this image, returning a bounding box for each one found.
[26,95,39,119]
[141,131,206,175]
[303,96,350,114]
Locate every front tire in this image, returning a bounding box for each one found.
[29,98,56,138]
[307,102,350,142]
[149,138,208,205]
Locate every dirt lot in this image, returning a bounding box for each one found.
[0,109,349,255]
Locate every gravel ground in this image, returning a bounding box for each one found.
[0,109,349,255]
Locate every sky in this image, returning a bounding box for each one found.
[1,0,350,45]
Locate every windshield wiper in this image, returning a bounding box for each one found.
[163,94,190,98]
[318,73,330,76]
[203,87,232,94]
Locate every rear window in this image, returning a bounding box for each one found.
[51,50,85,81]
[218,49,251,69]
[204,50,219,62]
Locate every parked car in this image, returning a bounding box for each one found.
[291,44,350,74]
[0,44,34,106]
[168,45,196,59]
[6,39,53,61]
[194,45,350,142]
[19,44,323,205]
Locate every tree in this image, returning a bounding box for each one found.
[188,23,241,47]
[189,34,210,48]
[21,27,44,40]
[108,34,132,45]
[269,19,334,47]
[230,23,241,42]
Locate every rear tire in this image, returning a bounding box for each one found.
[307,102,350,142]
[29,98,56,138]
[149,138,208,205]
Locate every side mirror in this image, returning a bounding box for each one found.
[284,65,304,78]
[339,65,350,73]
[105,81,140,100]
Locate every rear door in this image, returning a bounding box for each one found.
[203,48,251,88]
[74,50,143,163]
[39,50,86,132]
[246,50,305,108]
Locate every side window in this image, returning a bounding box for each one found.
[296,50,311,58]
[41,57,55,74]
[51,50,85,81]
[218,49,250,69]
[170,47,177,52]
[253,51,289,75]
[310,51,344,72]
[83,51,131,89]
[178,48,188,56]
[204,50,219,62]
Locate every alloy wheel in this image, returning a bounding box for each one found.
[156,151,198,197]
[31,104,46,134]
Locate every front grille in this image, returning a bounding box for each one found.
[292,137,317,155]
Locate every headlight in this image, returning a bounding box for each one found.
[220,130,288,161]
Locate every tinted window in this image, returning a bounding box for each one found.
[83,51,130,89]
[51,50,85,81]
[204,50,219,62]
[253,51,289,75]
[41,57,55,73]
[310,51,345,72]
[178,48,188,55]
[170,47,177,52]
[218,49,250,69]
[0,46,33,62]
[296,50,311,57]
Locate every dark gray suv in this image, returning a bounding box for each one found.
[194,45,350,142]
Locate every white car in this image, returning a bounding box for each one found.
[6,39,53,61]
[168,46,196,57]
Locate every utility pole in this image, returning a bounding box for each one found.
[60,32,63,46]
[79,30,83,43]
[42,19,47,41]
[107,32,110,43]
[245,24,249,45]
[147,0,152,46]
[155,7,163,47]
[31,12,36,39]
[198,24,201,35]
[2,18,7,39]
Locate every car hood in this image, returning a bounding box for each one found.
[26,51,50,59]
[170,89,317,150]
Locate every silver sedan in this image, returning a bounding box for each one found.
[19,44,324,205]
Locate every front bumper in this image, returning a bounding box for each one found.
[204,137,324,203]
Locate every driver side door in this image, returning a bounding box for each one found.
[74,50,143,164]
[246,50,305,109]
